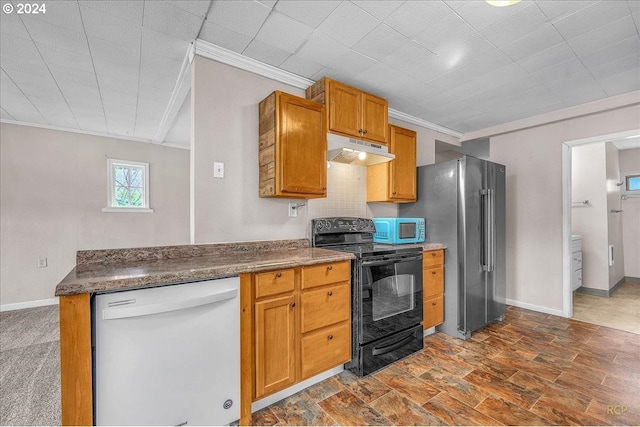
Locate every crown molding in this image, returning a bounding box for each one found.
[194,39,462,139]
[388,108,463,138]
[152,42,195,144]
[0,119,189,150]
[194,39,314,90]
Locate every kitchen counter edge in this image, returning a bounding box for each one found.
[55,246,354,297]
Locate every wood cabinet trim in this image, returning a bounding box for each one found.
[60,294,93,426]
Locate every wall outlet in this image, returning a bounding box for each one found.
[288,203,298,217]
[214,162,224,178]
[38,257,47,268]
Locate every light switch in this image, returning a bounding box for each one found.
[214,162,224,178]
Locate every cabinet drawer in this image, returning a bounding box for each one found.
[301,283,350,333]
[301,261,350,289]
[423,295,444,329]
[423,250,443,268]
[255,269,295,299]
[301,321,351,380]
[423,266,443,299]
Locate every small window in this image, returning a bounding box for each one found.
[102,159,153,213]
[626,174,640,192]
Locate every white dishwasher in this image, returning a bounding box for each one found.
[93,277,240,426]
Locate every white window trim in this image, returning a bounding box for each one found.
[621,170,640,195]
[102,158,154,213]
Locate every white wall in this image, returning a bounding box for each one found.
[488,103,640,312]
[191,56,311,243]
[0,124,190,306]
[620,148,640,278]
[190,56,451,242]
[572,143,609,290]
[605,142,625,287]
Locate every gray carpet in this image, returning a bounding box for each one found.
[0,305,61,426]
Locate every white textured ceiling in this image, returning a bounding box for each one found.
[1,0,639,149]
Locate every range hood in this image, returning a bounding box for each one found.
[327,133,394,166]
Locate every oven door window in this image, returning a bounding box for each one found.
[372,273,414,321]
[360,255,423,344]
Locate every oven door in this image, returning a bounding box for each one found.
[358,253,423,344]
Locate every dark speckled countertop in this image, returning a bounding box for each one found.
[55,239,354,296]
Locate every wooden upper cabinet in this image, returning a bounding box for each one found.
[259,91,326,199]
[366,125,417,203]
[306,78,388,144]
[361,93,388,144]
[389,125,417,201]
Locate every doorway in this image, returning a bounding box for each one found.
[562,129,640,333]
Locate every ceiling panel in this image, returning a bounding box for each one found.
[80,0,144,25]
[254,11,314,53]
[1,0,639,146]
[384,1,452,38]
[516,42,577,73]
[79,4,142,51]
[242,39,291,67]
[295,31,349,65]
[579,36,640,69]
[500,23,565,61]
[351,1,404,21]
[275,0,341,27]
[316,1,380,47]
[198,23,252,54]
[480,2,548,49]
[413,13,477,56]
[566,15,638,57]
[445,0,525,31]
[279,54,325,78]
[206,0,271,39]
[534,1,598,21]
[552,1,631,40]
[143,1,204,42]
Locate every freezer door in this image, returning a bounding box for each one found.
[485,161,506,322]
[459,156,486,336]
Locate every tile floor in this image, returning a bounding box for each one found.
[573,281,640,334]
[1,302,639,425]
[253,305,640,426]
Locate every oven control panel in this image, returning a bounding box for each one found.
[312,217,376,234]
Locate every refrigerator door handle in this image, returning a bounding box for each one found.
[481,189,495,272]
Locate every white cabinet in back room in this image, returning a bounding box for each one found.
[571,235,583,291]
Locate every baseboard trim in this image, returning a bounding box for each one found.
[576,287,609,297]
[505,298,564,317]
[609,277,626,296]
[0,297,59,312]
[625,276,640,284]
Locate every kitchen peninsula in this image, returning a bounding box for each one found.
[55,239,354,426]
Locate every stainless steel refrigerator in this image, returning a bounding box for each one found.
[399,156,506,340]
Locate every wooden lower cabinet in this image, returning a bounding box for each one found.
[252,261,351,401]
[423,250,444,329]
[301,321,350,379]
[254,294,297,398]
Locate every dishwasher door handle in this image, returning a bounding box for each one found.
[103,288,238,320]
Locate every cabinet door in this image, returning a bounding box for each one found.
[254,294,297,399]
[424,295,444,329]
[361,93,388,144]
[301,321,351,380]
[301,283,350,333]
[423,266,444,299]
[389,125,417,201]
[280,94,326,196]
[328,80,361,138]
